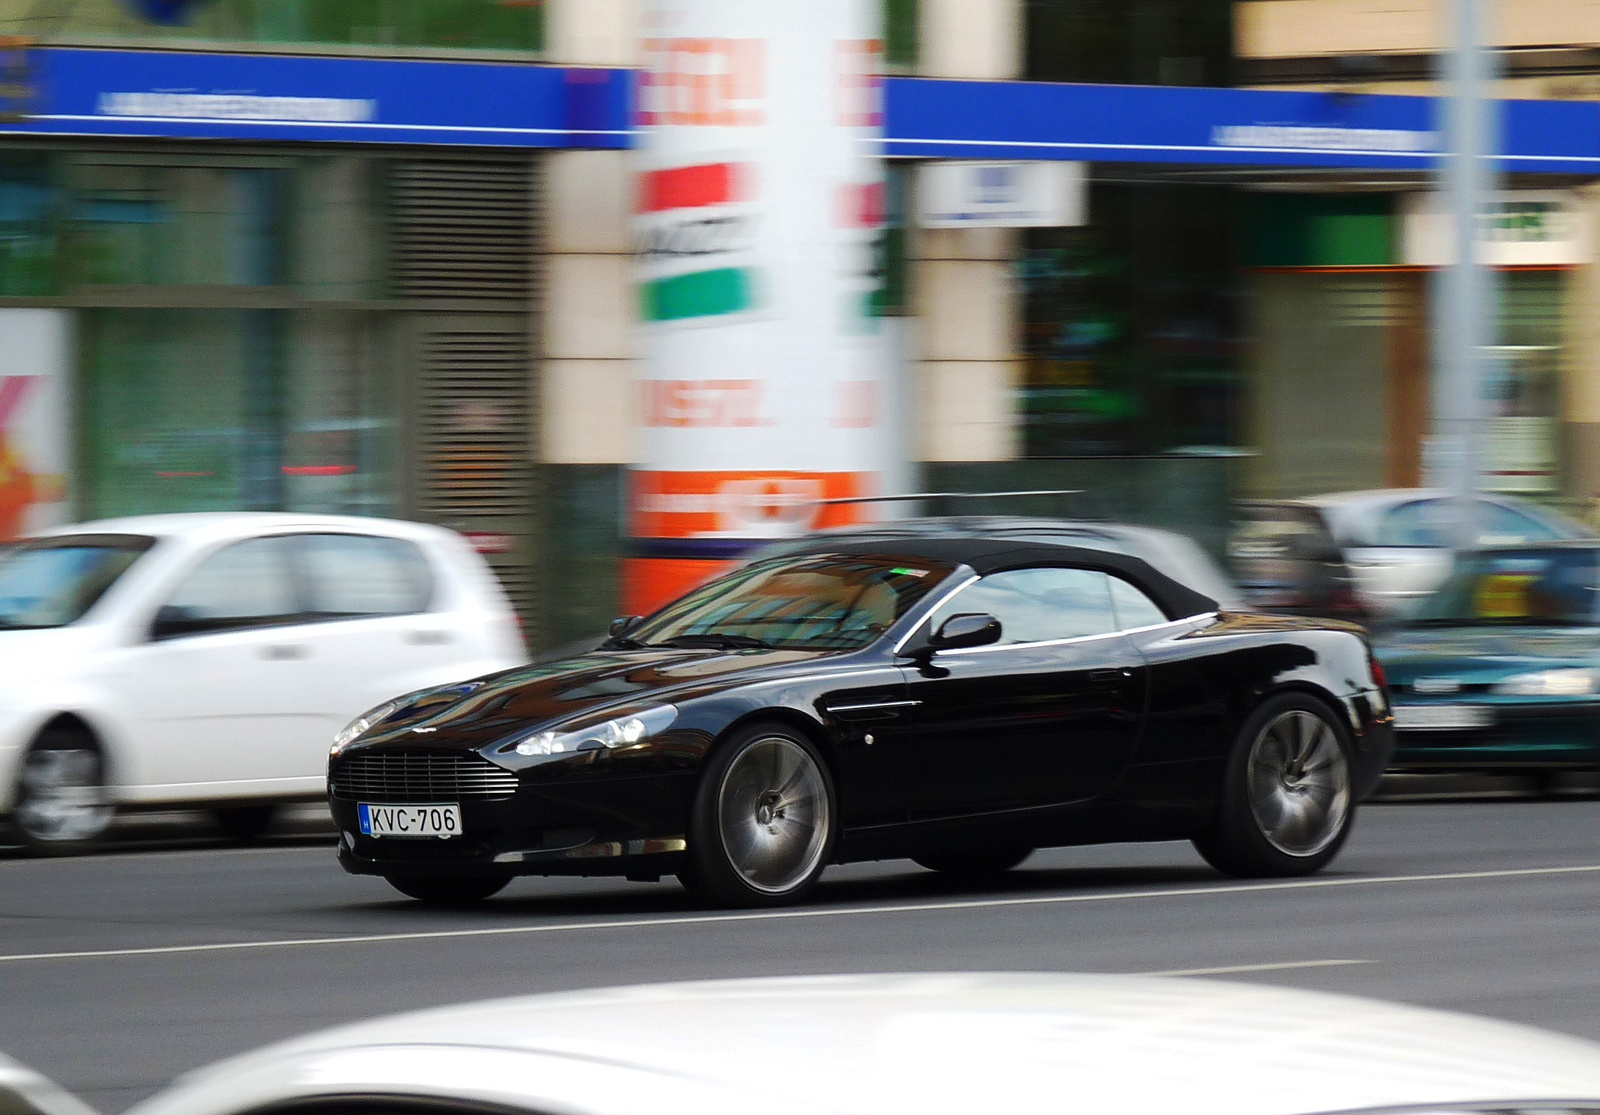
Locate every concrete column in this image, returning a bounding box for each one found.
[909,0,1024,464]
[539,0,639,465]
[917,0,1022,80]
[1562,183,1600,513]
[911,222,1022,461]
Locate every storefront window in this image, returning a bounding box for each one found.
[1025,0,1231,86]
[1485,271,1564,494]
[2,0,543,53]
[1019,182,1239,457]
[885,0,918,68]
[0,153,60,296]
[79,309,398,518]
[64,161,287,287]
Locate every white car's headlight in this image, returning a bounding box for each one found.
[509,705,678,758]
[1493,669,1599,697]
[331,701,399,756]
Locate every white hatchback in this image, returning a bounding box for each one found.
[0,513,527,851]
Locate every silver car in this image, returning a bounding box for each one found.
[1233,488,1593,621]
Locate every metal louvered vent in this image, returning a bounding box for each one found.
[419,326,531,517]
[331,751,519,801]
[390,158,534,300]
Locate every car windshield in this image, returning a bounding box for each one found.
[0,535,156,628]
[1415,548,1600,626]
[628,554,957,651]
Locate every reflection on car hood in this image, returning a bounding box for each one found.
[1376,625,1600,683]
[356,645,835,750]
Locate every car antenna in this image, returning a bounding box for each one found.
[813,490,1099,521]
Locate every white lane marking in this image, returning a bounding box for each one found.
[1140,959,1370,977]
[0,863,1596,966]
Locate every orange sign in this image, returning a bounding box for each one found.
[631,470,875,540]
[642,379,774,428]
[639,38,766,127]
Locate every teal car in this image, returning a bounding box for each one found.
[1376,542,1600,772]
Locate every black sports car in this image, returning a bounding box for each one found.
[328,536,1394,907]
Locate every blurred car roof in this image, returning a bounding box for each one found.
[124,974,1600,1115]
[1240,489,1594,547]
[752,515,1243,609]
[28,512,460,546]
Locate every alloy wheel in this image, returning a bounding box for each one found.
[715,735,830,895]
[1245,709,1351,858]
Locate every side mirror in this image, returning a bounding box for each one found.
[150,604,203,641]
[928,612,1002,652]
[609,615,642,639]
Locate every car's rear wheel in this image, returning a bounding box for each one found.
[384,873,511,905]
[913,848,1033,878]
[212,804,278,843]
[11,726,114,854]
[680,723,836,907]
[1194,693,1354,878]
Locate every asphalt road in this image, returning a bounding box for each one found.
[3,795,1600,1113]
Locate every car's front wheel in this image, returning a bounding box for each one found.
[681,722,836,907]
[11,726,114,854]
[1194,693,1355,878]
[384,873,511,905]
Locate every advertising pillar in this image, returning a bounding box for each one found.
[628,0,891,615]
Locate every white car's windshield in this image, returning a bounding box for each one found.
[0,535,155,628]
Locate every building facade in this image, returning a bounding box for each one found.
[2,0,1598,646]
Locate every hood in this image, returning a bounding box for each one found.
[0,627,102,680]
[354,645,837,752]
[1376,625,1600,685]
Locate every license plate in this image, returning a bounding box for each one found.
[358,803,463,838]
[1394,704,1495,732]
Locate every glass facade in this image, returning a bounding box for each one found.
[0,147,401,522]
[0,0,542,53]
[1025,0,1232,85]
[1018,182,1240,458]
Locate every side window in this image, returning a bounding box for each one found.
[1375,500,1451,548]
[161,537,300,634]
[928,567,1116,646]
[1478,502,1562,545]
[297,534,434,618]
[1108,575,1168,630]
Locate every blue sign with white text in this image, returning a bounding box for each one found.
[2,47,632,149]
[882,78,1600,173]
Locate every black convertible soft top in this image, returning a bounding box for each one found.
[773,536,1220,621]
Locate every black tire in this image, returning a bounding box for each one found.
[10,725,114,854]
[679,722,837,908]
[913,848,1033,878]
[384,873,511,905]
[1193,692,1356,878]
[212,804,278,843]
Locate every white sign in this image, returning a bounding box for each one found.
[630,0,891,608]
[1402,190,1592,267]
[917,160,1086,229]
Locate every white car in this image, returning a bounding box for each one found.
[0,513,527,851]
[11,974,1600,1115]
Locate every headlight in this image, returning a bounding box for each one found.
[506,704,678,758]
[1493,669,1599,697]
[331,700,399,756]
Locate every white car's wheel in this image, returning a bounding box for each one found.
[12,726,114,854]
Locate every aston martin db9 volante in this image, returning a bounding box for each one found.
[329,536,1393,906]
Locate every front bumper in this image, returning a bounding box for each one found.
[329,770,697,879]
[1389,698,1600,770]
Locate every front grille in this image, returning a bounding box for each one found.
[331,751,519,802]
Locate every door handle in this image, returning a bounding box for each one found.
[406,630,454,646]
[1088,668,1132,685]
[259,644,310,661]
